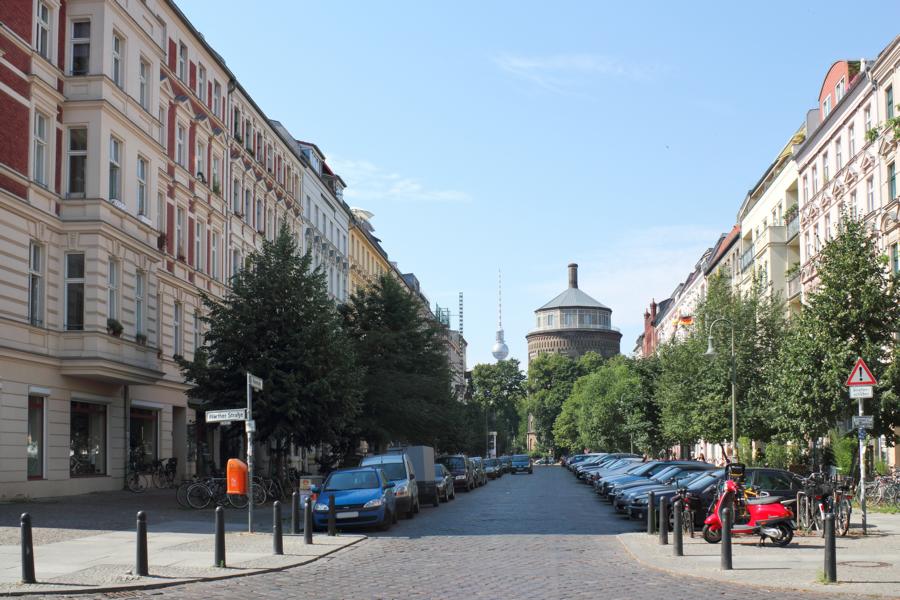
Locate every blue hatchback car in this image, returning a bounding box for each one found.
[313,467,397,531]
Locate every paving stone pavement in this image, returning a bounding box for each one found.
[17,467,882,599]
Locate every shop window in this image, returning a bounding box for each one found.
[27,395,44,479]
[70,401,107,476]
[129,407,158,467]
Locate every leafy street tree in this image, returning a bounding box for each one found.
[178,225,362,468]
[342,274,455,450]
[470,359,527,455]
[768,215,900,443]
[623,354,665,456]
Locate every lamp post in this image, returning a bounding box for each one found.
[704,317,737,461]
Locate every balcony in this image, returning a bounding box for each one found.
[787,273,801,299]
[58,330,164,384]
[740,243,755,273]
[786,214,800,241]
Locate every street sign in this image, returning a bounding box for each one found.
[248,374,263,391]
[850,386,873,399]
[205,408,248,423]
[245,419,256,433]
[852,415,874,429]
[846,358,877,386]
[858,427,866,441]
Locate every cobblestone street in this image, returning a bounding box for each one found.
[20,466,875,600]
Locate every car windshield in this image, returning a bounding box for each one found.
[686,472,723,491]
[363,459,407,480]
[485,459,499,467]
[628,462,660,476]
[472,458,482,465]
[512,455,529,461]
[325,470,379,491]
[434,465,445,478]
[650,467,681,481]
[441,456,466,470]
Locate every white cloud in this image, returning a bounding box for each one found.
[493,53,659,93]
[328,157,471,205]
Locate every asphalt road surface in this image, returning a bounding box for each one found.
[38,466,860,600]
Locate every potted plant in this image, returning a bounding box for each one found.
[157,232,167,251]
[866,127,880,143]
[784,204,799,223]
[135,332,147,346]
[106,318,123,337]
[177,252,186,262]
[785,262,800,279]
[212,179,221,196]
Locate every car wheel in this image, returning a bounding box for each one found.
[529,469,533,474]
[414,500,420,513]
[392,509,399,524]
[378,511,392,532]
[433,494,439,507]
[406,506,415,519]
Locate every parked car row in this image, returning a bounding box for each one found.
[310,448,534,532]
[564,453,804,535]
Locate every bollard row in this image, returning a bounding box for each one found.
[304,495,314,544]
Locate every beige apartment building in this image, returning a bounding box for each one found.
[0,0,359,498]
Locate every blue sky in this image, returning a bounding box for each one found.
[179,1,900,369]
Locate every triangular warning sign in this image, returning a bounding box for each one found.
[846,358,877,386]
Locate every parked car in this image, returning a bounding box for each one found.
[511,454,533,474]
[387,445,437,507]
[437,454,476,492]
[470,457,488,486]
[360,452,420,518]
[484,458,502,479]
[312,467,397,531]
[434,464,455,502]
[598,460,706,497]
[499,455,512,474]
[611,464,718,512]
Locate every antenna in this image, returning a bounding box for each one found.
[498,270,502,329]
[458,292,464,338]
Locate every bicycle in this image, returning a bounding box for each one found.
[149,458,178,489]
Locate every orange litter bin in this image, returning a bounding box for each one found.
[226,458,248,495]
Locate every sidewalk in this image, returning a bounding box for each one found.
[619,511,900,598]
[0,489,365,595]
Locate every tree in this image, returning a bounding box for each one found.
[768,215,900,443]
[342,274,455,450]
[178,225,362,468]
[623,354,665,456]
[470,359,527,455]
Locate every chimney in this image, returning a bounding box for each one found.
[568,263,578,289]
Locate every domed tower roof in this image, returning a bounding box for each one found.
[537,264,610,312]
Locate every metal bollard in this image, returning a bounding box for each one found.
[673,500,683,556]
[21,513,35,584]
[304,496,313,545]
[647,491,656,535]
[292,491,300,534]
[214,506,226,568]
[272,501,283,555]
[824,512,837,583]
[659,496,669,545]
[721,507,733,570]
[135,511,148,576]
[327,495,336,536]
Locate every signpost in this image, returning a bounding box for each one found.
[205,409,248,423]
[846,358,876,535]
[246,372,263,533]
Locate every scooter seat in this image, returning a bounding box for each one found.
[746,496,783,505]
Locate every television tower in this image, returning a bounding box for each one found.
[491,270,509,361]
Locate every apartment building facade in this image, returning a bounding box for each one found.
[348,208,390,296]
[0,0,358,498]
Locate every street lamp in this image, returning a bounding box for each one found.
[704,317,738,461]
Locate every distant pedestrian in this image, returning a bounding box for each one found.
[697,452,706,463]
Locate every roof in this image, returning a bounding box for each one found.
[703,225,741,276]
[652,298,674,326]
[538,287,610,311]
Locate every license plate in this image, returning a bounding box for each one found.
[336,511,358,519]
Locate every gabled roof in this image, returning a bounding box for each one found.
[538,288,609,311]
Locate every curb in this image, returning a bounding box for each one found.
[616,534,896,600]
[0,535,367,597]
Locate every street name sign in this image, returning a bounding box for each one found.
[852,415,874,429]
[850,386,873,399]
[249,374,263,391]
[846,358,877,386]
[205,408,248,423]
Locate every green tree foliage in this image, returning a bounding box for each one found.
[624,354,665,456]
[342,274,454,450]
[178,225,361,456]
[768,215,900,442]
[470,359,527,455]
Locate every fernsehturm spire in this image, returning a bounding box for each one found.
[491,269,509,361]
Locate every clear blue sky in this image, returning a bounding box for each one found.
[180,0,900,368]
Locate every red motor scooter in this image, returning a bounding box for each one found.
[702,465,795,547]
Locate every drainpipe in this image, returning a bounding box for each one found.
[123,385,130,479]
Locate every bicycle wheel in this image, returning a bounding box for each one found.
[251,482,266,506]
[152,470,168,489]
[229,493,249,509]
[176,480,192,508]
[796,495,810,531]
[186,482,212,509]
[837,499,851,536]
[127,471,147,493]
[269,479,284,502]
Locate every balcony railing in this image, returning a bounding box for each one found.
[786,214,800,240]
[740,243,755,273]
[787,273,801,299]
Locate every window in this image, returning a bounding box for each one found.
[176,207,185,257]
[232,249,241,279]
[28,242,43,327]
[33,113,47,185]
[213,81,221,118]
[27,396,44,479]
[849,125,856,155]
[193,311,200,352]
[888,86,895,120]
[212,156,220,191]
[138,59,149,109]
[194,220,203,271]
[802,175,808,203]
[71,21,90,76]
[865,105,872,131]
[65,253,85,331]
[812,166,818,194]
[267,209,273,239]
[173,302,182,356]
[893,244,900,274]
[813,224,820,252]
[244,189,251,222]
[130,407,158,465]
[850,190,858,218]
[176,124,185,167]
[135,272,144,335]
[804,233,811,259]
[112,33,123,87]
[823,95,831,118]
[35,2,50,59]
[178,42,187,82]
[824,213,832,241]
[137,156,147,216]
[198,65,207,102]
[547,313,555,327]
[834,139,842,171]
[107,260,118,319]
[868,176,875,212]
[835,78,845,102]
[822,152,829,183]
[211,231,219,280]
[256,197,263,230]
[70,401,106,476]
[108,136,121,201]
[232,180,240,212]
[891,162,897,200]
[196,141,206,180]
[157,192,165,231]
